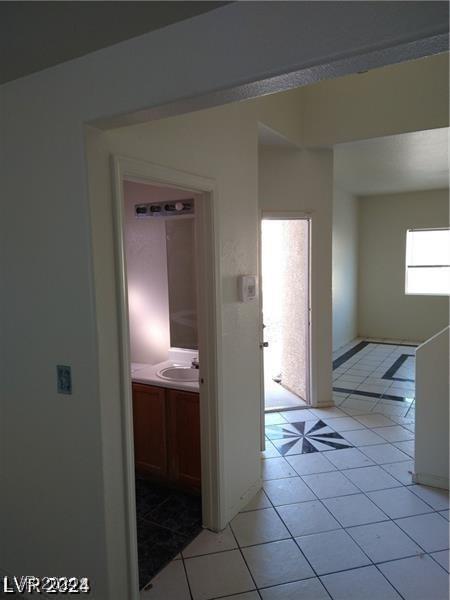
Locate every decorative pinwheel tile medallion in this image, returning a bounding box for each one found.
[265,420,353,455]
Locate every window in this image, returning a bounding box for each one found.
[405,228,450,295]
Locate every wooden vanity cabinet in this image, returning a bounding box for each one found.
[132,383,201,492]
[167,389,202,491]
[132,383,168,478]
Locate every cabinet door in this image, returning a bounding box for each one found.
[167,389,201,491]
[132,383,167,478]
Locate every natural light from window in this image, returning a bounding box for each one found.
[405,228,450,295]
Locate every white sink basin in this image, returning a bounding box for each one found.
[157,366,199,382]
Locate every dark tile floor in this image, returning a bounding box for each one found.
[135,476,202,590]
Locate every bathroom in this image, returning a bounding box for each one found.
[123,179,202,590]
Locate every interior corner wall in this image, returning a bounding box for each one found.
[249,89,304,146]
[87,102,261,526]
[358,188,449,342]
[332,188,358,351]
[258,146,334,407]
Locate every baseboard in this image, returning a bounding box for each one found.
[412,471,449,491]
[226,477,263,526]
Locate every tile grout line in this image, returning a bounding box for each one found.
[266,425,436,518]
[263,477,383,586]
[236,484,439,597]
[273,468,446,570]
[266,466,445,593]
[333,341,416,404]
[227,517,263,599]
[300,340,426,598]
[255,485,326,588]
[258,405,448,595]
[332,469,447,560]
[146,341,441,598]
[371,562,408,600]
[428,550,450,574]
[180,553,194,600]
[236,490,328,587]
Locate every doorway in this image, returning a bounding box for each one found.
[111,156,221,594]
[261,215,311,412]
[122,180,203,589]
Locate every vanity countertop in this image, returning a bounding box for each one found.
[131,361,199,393]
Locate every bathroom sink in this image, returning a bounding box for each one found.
[157,366,199,382]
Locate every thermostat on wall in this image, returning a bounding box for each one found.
[238,275,257,302]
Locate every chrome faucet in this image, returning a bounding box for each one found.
[191,357,199,369]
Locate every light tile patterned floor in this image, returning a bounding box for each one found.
[141,340,449,600]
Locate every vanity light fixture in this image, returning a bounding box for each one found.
[135,200,194,217]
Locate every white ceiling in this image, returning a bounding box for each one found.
[334,127,449,196]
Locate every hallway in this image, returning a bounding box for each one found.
[141,341,449,600]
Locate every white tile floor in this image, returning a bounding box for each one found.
[265,377,307,411]
[333,340,416,402]
[142,340,449,600]
[264,352,307,411]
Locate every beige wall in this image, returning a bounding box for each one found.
[332,188,359,351]
[358,189,449,342]
[88,101,261,525]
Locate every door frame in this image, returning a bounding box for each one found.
[111,155,223,593]
[259,211,312,421]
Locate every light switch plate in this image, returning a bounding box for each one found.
[238,274,257,302]
[57,365,72,394]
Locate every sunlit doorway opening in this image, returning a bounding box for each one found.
[261,217,311,412]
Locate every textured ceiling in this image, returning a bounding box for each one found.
[0,1,229,84]
[334,128,449,196]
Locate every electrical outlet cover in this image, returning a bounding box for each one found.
[57,365,72,394]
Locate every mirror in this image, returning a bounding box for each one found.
[165,217,198,350]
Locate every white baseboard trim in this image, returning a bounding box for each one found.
[226,477,262,527]
[412,471,449,490]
